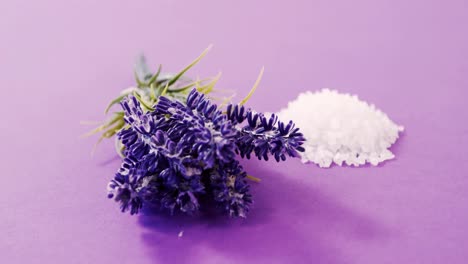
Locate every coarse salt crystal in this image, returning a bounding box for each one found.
[276,89,404,167]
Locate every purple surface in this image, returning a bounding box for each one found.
[1,0,467,263]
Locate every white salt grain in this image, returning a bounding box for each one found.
[276,89,404,167]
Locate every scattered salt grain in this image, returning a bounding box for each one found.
[178,230,184,238]
[276,89,404,167]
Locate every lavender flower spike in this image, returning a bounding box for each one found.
[106,89,306,217]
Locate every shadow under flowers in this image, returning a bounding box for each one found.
[138,160,389,264]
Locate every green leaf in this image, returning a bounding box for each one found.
[147,64,162,86]
[150,83,157,101]
[90,118,125,155]
[104,93,130,114]
[134,70,146,88]
[197,72,221,94]
[218,94,235,109]
[169,81,199,93]
[165,76,210,94]
[133,91,154,111]
[167,45,212,87]
[161,81,169,96]
[82,113,123,137]
[240,67,264,106]
[134,54,153,82]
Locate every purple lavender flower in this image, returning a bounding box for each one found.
[226,104,306,162]
[107,89,305,217]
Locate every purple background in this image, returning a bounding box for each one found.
[1,0,467,263]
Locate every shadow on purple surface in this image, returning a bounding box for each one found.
[138,162,389,264]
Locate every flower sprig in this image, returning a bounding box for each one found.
[86,47,306,218]
[107,88,306,217]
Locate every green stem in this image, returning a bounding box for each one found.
[246,175,261,182]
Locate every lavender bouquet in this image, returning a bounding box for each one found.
[87,47,305,217]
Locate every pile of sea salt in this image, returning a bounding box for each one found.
[276,89,404,167]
